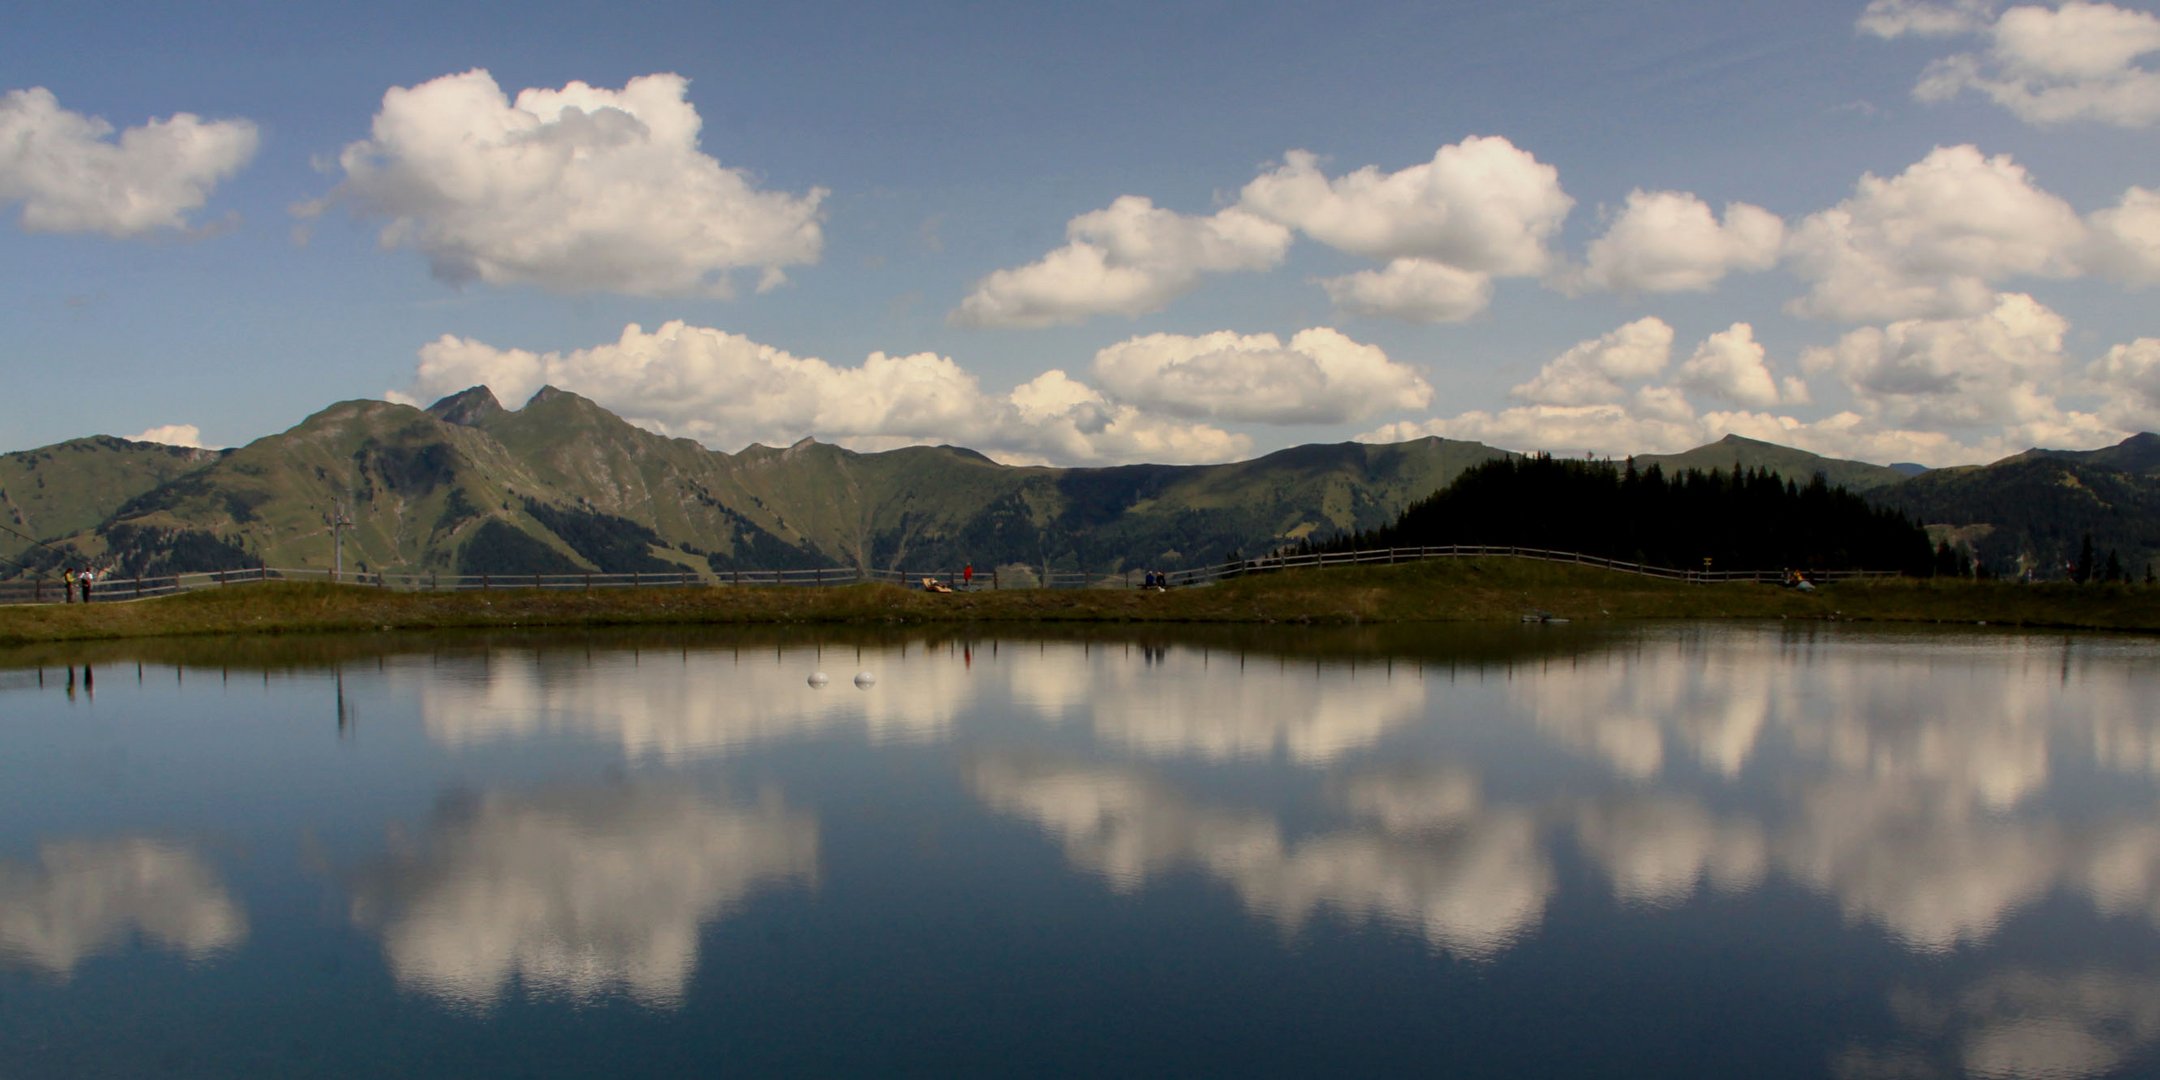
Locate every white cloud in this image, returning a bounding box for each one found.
[1240,138,1573,273]
[1785,145,2086,322]
[314,70,824,296]
[1575,190,1784,294]
[1675,323,1788,408]
[1358,310,2108,466]
[0,87,257,237]
[1088,327,1431,424]
[124,424,205,448]
[394,321,1251,466]
[1510,317,1675,406]
[952,197,1291,327]
[2087,186,2160,285]
[1857,0,1997,38]
[1799,292,2076,432]
[1868,1,2160,127]
[1320,258,1494,322]
[2091,337,2160,429]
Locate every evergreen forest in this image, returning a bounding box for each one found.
[1315,456,1938,574]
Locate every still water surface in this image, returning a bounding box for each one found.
[3,623,2158,1078]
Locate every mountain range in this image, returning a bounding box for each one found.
[2,387,2154,581]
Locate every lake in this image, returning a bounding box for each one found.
[3,623,2158,1078]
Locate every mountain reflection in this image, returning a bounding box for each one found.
[970,756,1551,958]
[350,781,817,1009]
[0,837,245,975]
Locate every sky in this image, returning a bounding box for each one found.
[2,0,2156,468]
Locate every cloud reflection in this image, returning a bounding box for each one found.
[969,756,1550,958]
[351,782,816,1009]
[1838,969,2160,1080]
[0,838,245,975]
[411,648,957,759]
[1006,645,1430,764]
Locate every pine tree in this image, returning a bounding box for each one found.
[2076,533,2095,584]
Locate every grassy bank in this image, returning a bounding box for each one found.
[0,559,2154,645]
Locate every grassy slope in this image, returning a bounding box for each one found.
[2,559,2154,646]
[0,437,218,559]
[1634,434,1908,491]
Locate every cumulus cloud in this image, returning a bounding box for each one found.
[1798,292,2083,435]
[1866,1,2160,127]
[1357,311,2101,466]
[1239,139,1573,273]
[392,321,1251,466]
[952,197,1291,327]
[1785,145,2086,322]
[124,424,205,448]
[1573,190,1784,294]
[0,87,257,237]
[1088,328,1430,424]
[313,70,824,296]
[1675,323,1790,408]
[2089,337,2160,430]
[2086,186,2160,285]
[1319,258,1495,323]
[1510,317,1675,406]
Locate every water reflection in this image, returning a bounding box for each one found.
[970,756,1551,958]
[1839,969,2160,1080]
[0,837,244,975]
[1010,646,1431,764]
[349,781,817,1009]
[410,648,955,759]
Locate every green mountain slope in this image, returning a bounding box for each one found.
[0,437,219,567]
[1634,434,1910,491]
[1871,445,2160,579]
[16,387,1510,578]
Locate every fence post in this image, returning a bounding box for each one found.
[815,567,823,587]
[482,573,490,591]
[992,567,999,590]
[33,578,41,603]
[584,573,591,592]
[733,568,741,587]
[632,570,640,589]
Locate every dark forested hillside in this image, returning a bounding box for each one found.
[1323,455,1934,573]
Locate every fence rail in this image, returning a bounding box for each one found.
[0,547,1901,607]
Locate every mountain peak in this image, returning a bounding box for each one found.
[426,386,505,427]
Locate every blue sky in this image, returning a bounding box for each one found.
[2,0,2155,466]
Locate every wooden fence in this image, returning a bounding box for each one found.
[0,546,1901,606]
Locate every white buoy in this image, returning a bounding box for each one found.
[808,672,829,688]
[853,671,876,689]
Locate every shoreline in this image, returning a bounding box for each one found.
[1,559,2155,645]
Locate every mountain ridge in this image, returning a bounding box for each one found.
[5,390,2155,581]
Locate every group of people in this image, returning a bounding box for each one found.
[60,566,100,603]
[1140,569,1169,590]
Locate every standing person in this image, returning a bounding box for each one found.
[62,567,77,603]
[963,563,974,589]
[78,566,94,603]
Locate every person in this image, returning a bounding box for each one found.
[78,566,95,603]
[963,563,974,589]
[62,567,77,604]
